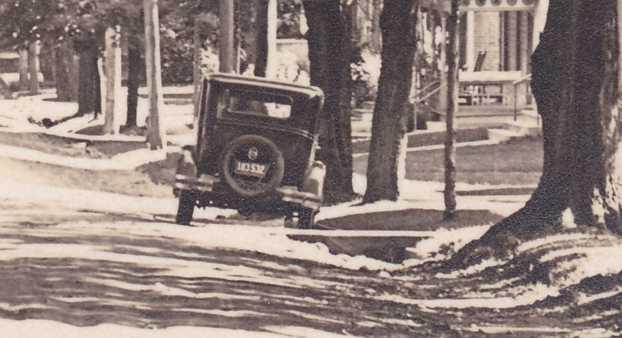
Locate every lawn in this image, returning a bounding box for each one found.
[354,136,543,186]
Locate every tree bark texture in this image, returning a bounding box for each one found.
[303,0,355,203]
[54,41,79,102]
[449,0,622,268]
[126,36,143,128]
[76,42,101,117]
[444,1,460,220]
[363,0,418,203]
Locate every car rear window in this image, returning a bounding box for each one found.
[218,88,293,120]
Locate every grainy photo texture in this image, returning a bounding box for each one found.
[0,0,620,336]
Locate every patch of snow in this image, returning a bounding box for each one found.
[576,288,622,306]
[264,326,350,338]
[0,318,288,338]
[172,308,266,318]
[435,258,504,279]
[516,233,600,253]
[405,225,491,263]
[540,245,622,290]
[0,144,165,171]
[464,324,571,334]
[378,282,559,309]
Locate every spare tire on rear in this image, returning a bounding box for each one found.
[221,135,285,198]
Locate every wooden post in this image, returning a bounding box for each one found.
[192,18,202,123]
[219,0,238,73]
[18,48,29,91]
[439,14,448,117]
[144,0,167,150]
[254,0,277,78]
[103,26,122,134]
[444,0,459,220]
[617,0,622,98]
[28,41,40,94]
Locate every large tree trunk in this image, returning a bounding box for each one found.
[126,36,142,128]
[55,41,79,102]
[303,0,355,203]
[76,42,101,117]
[363,0,418,203]
[448,0,622,268]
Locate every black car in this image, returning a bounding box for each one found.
[174,73,326,228]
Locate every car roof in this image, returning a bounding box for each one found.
[206,73,323,99]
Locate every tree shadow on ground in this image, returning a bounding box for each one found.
[0,228,454,336]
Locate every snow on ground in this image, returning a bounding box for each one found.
[0,88,193,134]
[0,143,166,170]
[0,318,349,338]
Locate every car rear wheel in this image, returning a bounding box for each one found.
[221,135,285,198]
[176,190,196,225]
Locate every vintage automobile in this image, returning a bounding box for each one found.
[173,73,326,228]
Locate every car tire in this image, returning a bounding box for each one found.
[221,135,285,198]
[176,190,196,225]
[298,208,316,229]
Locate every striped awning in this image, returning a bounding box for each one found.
[422,0,537,13]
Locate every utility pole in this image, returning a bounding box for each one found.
[219,0,238,73]
[103,26,122,134]
[143,0,167,149]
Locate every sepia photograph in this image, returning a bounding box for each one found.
[0,0,620,336]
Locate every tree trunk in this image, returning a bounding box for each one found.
[76,42,101,116]
[444,1,460,220]
[28,41,40,94]
[254,0,277,78]
[55,41,79,102]
[448,0,622,268]
[144,0,167,150]
[18,48,29,91]
[103,26,122,134]
[219,0,238,73]
[126,36,142,128]
[303,0,355,203]
[192,18,203,123]
[363,0,418,203]
[371,0,382,53]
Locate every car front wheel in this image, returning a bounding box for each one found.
[176,190,196,225]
